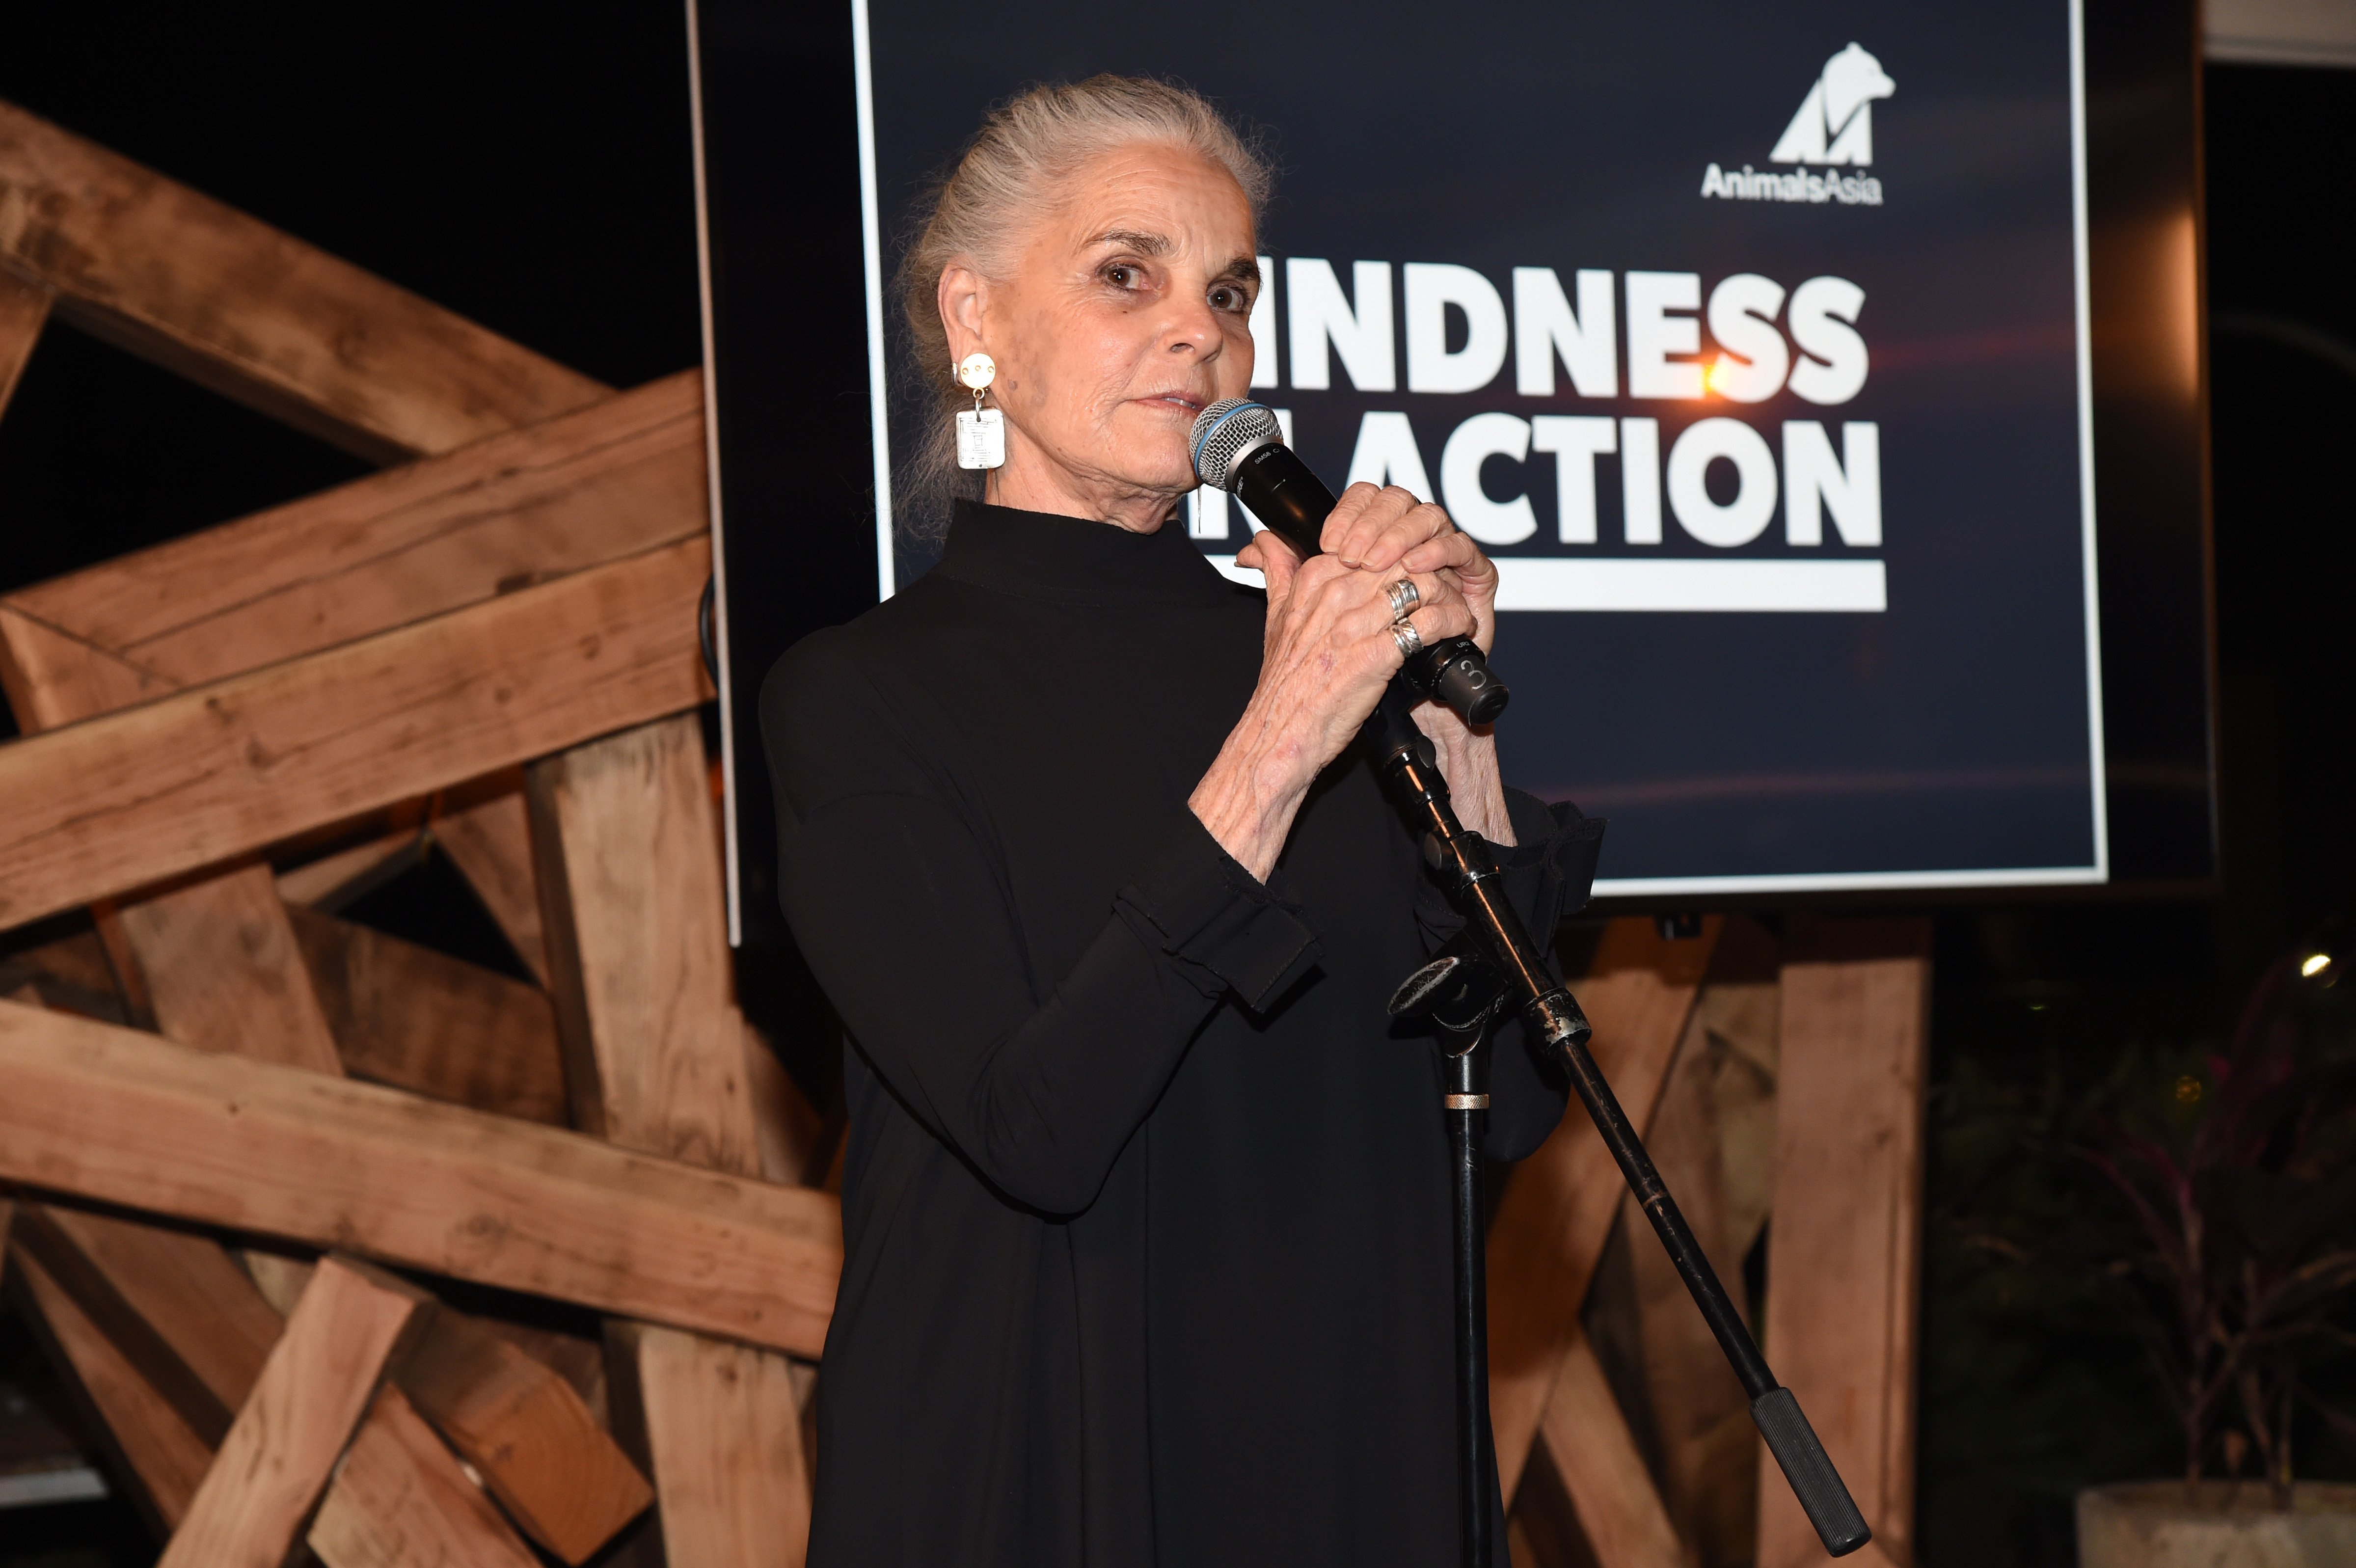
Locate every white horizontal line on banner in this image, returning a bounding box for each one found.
[1207,556,1887,612]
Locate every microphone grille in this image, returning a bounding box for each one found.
[1190,399,1282,492]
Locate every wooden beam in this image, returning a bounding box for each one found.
[626,1321,812,1567]
[158,1256,431,1568]
[0,369,703,731]
[530,717,755,1158]
[1754,917,1930,1568]
[8,978,572,1568]
[24,1194,631,1566]
[401,1310,651,1564]
[1489,917,1719,1500]
[1694,927,1782,1266]
[0,267,48,420]
[0,533,714,932]
[0,97,608,463]
[11,1204,279,1443]
[531,716,814,1566]
[6,1242,214,1533]
[1534,1332,1684,1568]
[275,829,426,911]
[287,903,567,1125]
[433,784,551,985]
[1619,1006,1758,1566]
[0,932,124,1022]
[310,1386,542,1568]
[0,998,841,1354]
[111,868,346,1073]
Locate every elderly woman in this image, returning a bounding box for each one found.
[762,76,1598,1567]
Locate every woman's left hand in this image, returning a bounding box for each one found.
[1314,483,1499,657]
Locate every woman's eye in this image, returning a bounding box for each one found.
[1105,264,1138,289]
[1210,285,1247,313]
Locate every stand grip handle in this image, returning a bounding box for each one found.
[1750,1388,1871,1556]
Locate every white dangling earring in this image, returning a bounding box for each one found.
[954,352,1004,470]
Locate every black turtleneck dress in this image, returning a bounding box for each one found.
[760,499,1602,1568]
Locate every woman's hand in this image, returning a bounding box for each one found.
[1201,485,1517,857]
[1189,501,1479,879]
[1318,484,1500,656]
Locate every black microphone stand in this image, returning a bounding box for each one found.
[1367,683,1872,1566]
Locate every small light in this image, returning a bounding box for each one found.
[2174,1075,2203,1106]
[2302,953,2331,978]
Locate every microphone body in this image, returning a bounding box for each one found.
[1191,401,1510,726]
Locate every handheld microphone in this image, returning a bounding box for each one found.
[1191,400,1510,726]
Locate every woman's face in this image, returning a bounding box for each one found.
[939,142,1259,530]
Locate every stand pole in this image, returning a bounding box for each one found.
[1445,1045,1493,1568]
[1366,686,1873,1560]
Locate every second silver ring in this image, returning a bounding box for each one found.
[1385,578,1421,622]
[1390,620,1425,658]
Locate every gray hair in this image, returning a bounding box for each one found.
[890,76,1273,537]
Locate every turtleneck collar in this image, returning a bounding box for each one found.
[932,498,1235,606]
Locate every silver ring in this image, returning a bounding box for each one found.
[1391,620,1424,659]
[1385,579,1420,622]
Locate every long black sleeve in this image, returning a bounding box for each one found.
[767,636,1321,1216]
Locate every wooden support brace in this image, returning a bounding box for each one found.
[0,369,703,730]
[433,785,552,985]
[19,1194,638,1562]
[275,829,427,913]
[109,867,346,1073]
[0,533,714,931]
[1620,1002,1760,1566]
[0,267,49,419]
[1754,916,1930,1568]
[310,1385,542,1568]
[1489,917,1720,1501]
[157,1255,431,1568]
[0,97,607,462]
[286,903,568,1124]
[401,1309,653,1563]
[530,715,814,1568]
[6,1240,215,1533]
[11,1204,279,1443]
[0,998,841,1353]
[1535,1331,1685,1568]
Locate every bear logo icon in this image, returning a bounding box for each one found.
[1770,43,1895,166]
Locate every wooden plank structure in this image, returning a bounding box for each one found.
[0,95,1934,1567]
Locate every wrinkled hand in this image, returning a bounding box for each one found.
[1234,483,1515,844]
[1243,482,1497,656]
[1194,510,1480,879]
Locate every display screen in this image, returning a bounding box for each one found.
[689,0,2213,940]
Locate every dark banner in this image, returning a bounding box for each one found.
[848,0,2109,897]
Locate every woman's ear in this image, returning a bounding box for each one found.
[938,263,988,362]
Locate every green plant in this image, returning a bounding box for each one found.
[2074,922,2356,1503]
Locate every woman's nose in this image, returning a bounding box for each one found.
[1161,295,1224,355]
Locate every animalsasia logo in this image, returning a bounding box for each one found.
[1701,43,1892,207]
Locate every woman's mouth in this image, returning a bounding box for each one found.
[1138,392,1206,413]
